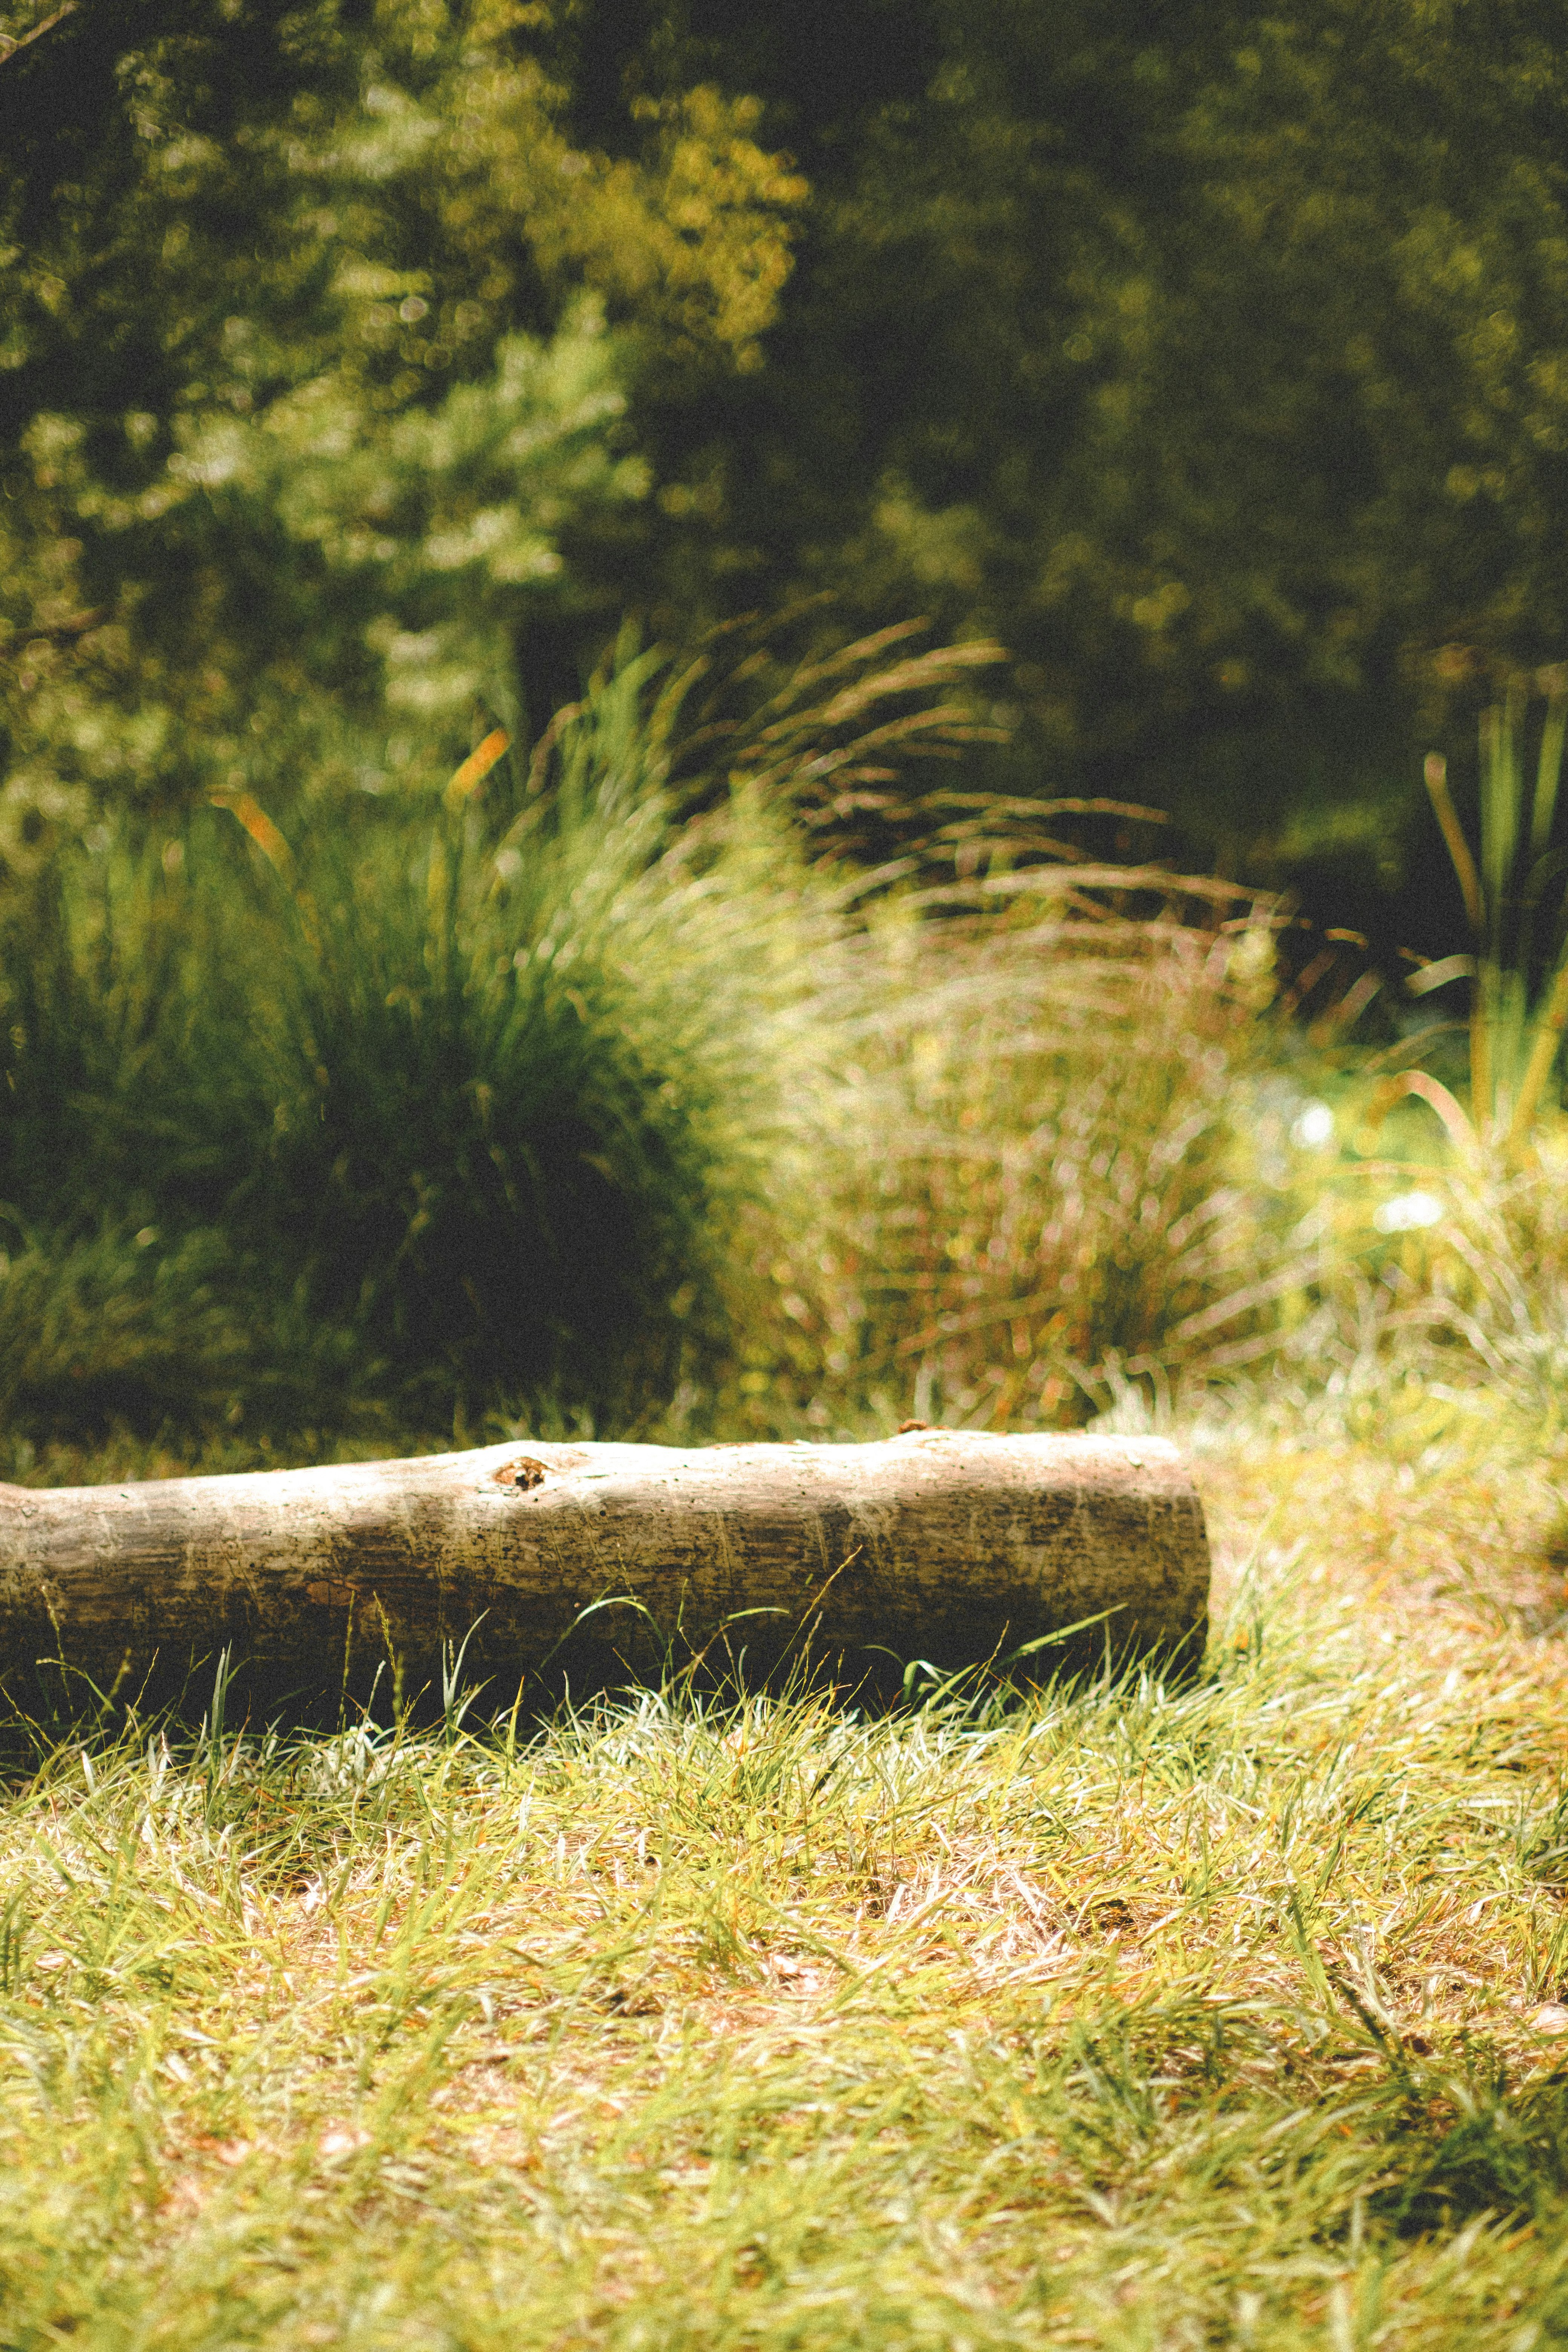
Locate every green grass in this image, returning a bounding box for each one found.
[15,632,1568,2340]
[5,1421,1568,2346]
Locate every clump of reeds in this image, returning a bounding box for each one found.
[709,770,1328,1433]
[0,616,1294,1458]
[1404,657,1568,1152]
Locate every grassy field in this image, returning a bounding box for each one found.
[7,658,1568,2345]
[4,1412,1568,2349]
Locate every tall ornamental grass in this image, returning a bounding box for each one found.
[0,655,845,1455]
[6,631,1563,1469]
[0,626,1318,1465]
[735,886,1295,1433]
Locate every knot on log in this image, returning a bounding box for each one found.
[493,1457,549,1493]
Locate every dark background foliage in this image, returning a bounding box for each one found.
[6,0,1568,954]
[534,0,1568,946]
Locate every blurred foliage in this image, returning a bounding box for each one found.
[0,0,804,857]
[8,0,1568,1460]
[596,0,1568,869]
[6,0,1568,908]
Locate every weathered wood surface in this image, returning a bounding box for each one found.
[0,1431,1210,1712]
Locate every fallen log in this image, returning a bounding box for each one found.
[0,1430,1210,1717]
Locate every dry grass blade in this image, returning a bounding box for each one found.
[662,615,1009,854]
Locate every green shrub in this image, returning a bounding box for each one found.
[0,655,846,1450]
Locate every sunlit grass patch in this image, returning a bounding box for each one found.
[0,1433,1566,2344]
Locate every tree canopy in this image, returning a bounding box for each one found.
[0,0,804,851]
[4,0,1568,922]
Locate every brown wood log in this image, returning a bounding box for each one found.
[0,1431,1210,1717]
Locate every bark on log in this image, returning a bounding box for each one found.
[0,1431,1210,1717]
